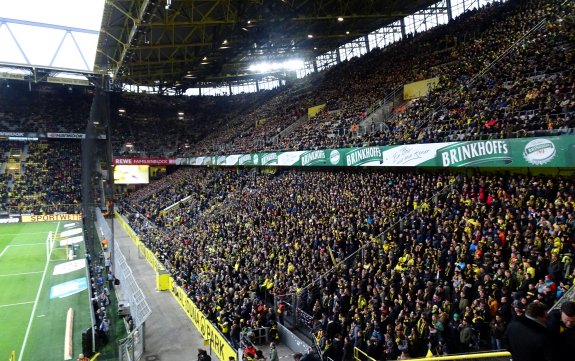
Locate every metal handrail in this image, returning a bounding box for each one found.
[550,278,575,311]
[407,351,511,361]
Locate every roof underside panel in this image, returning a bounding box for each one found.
[96,0,439,87]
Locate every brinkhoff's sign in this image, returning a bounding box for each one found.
[173,135,575,168]
[300,150,327,166]
[345,147,382,166]
[438,140,510,167]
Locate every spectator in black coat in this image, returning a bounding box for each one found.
[341,336,354,361]
[548,301,575,356]
[505,302,555,361]
[489,314,506,351]
[198,349,211,361]
[547,253,563,283]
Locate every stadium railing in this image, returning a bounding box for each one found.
[354,346,511,361]
[550,281,575,311]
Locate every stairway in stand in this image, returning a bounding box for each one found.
[6,147,22,182]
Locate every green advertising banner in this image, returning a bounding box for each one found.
[175,135,575,168]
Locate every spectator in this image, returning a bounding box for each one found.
[489,314,506,350]
[198,349,211,361]
[269,343,278,361]
[548,301,575,355]
[505,302,554,361]
[458,319,473,352]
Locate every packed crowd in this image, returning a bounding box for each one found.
[272,0,575,151]
[109,89,281,157]
[6,140,81,214]
[0,83,91,133]
[0,172,7,212]
[0,140,17,212]
[373,0,575,145]
[115,0,575,156]
[122,168,575,359]
[1,2,573,159]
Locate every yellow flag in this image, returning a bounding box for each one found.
[10,351,16,361]
[426,347,434,358]
[307,104,326,118]
[326,247,337,267]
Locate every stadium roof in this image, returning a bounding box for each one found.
[95,0,438,89]
[0,0,104,78]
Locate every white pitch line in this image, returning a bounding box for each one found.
[45,232,49,262]
[0,246,9,259]
[0,244,49,260]
[0,232,55,237]
[18,222,61,361]
[0,271,44,277]
[10,243,46,247]
[0,301,35,309]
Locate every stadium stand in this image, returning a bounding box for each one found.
[1,1,574,360]
[2,2,572,159]
[48,0,565,157]
[4,140,81,214]
[179,0,575,155]
[109,89,283,157]
[121,168,575,359]
[0,82,91,133]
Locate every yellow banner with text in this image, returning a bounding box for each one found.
[170,280,236,361]
[114,212,164,271]
[21,214,82,223]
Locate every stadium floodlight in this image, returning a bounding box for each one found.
[220,39,230,49]
[248,59,304,73]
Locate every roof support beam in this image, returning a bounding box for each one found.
[113,0,150,78]
[0,17,99,34]
[0,21,31,65]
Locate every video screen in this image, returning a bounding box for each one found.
[113,165,150,184]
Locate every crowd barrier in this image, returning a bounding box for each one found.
[114,212,165,272]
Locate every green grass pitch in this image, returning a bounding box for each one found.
[0,221,93,361]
